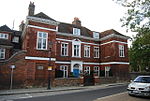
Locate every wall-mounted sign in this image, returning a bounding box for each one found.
[10,65,16,69]
[48,66,52,70]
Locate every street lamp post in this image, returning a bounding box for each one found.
[47,42,53,90]
[47,65,52,89]
[10,65,15,90]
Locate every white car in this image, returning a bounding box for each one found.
[127,75,150,97]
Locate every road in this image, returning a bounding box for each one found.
[13,85,127,101]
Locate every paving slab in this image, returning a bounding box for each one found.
[94,92,150,101]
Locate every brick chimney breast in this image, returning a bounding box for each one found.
[72,17,81,26]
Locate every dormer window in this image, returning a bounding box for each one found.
[73,28,80,35]
[93,32,99,39]
[0,33,8,39]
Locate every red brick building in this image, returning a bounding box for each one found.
[0,2,130,88]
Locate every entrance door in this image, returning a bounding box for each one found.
[73,64,80,77]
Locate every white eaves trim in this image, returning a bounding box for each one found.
[100,34,130,41]
[100,40,127,46]
[56,38,128,46]
[56,38,99,46]
[55,61,71,64]
[100,62,129,65]
[83,62,100,65]
[25,56,56,61]
[55,61,129,65]
[57,32,100,41]
[28,25,57,32]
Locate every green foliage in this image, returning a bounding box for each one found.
[114,0,150,31]
[114,0,150,72]
[129,29,150,72]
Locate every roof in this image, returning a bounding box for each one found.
[0,25,12,32]
[33,12,56,21]
[100,29,126,38]
[58,22,93,38]
[12,30,22,36]
[0,39,13,46]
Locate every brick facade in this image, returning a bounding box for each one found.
[0,2,130,89]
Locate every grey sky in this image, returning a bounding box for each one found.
[0,0,135,39]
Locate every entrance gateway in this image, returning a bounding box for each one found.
[71,61,83,77]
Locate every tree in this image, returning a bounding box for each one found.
[114,0,150,72]
[129,30,150,72]
[114,0,150,31]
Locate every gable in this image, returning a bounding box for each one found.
[33,12,56,21]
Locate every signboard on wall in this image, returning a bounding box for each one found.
[48,66,52,70]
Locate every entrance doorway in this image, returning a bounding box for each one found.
[73,64,80,77]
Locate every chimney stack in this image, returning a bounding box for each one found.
[19,21,25,31]
[72,17,81,26]
[28,2,35,16]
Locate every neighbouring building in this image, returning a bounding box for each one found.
[0,2,130,88]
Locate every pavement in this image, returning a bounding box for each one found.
[0,82,128,96]
[94,92,150,101]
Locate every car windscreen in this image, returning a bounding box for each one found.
[134,77,150,83]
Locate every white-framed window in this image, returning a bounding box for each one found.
[72,39,81,57]
[36,65,44,70]
[84,66,90,75]
[105,67,110,77]
[12,36,19,43]
[36,31,48,50]
[60,65,68,78]
[0,33,8,39]
[84,45,90,57]
[73,45,80,57]
[0,48,5,59]
[94,66,100,77]
[94,47,99,58]
[61,42,68,56]
[119,45,125,57]
[73,28,80,35]
[93,32,99,39]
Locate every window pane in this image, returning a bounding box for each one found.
[37,32,47,50]
[61,43,68,56]
[0,33,8,39]
[73,28,80,35]
[37,66,44,70]
[42,39,46,49]
[43,33,47,38]
[38,32,42,37]
[119,45,125,57]
[0,48,5,59]
[60,66,68,78]
[38,38,42,49]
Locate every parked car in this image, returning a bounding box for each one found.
[127,75,150,97]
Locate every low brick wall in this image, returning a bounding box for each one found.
[53,78,83,87]
[99,77,116,84]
